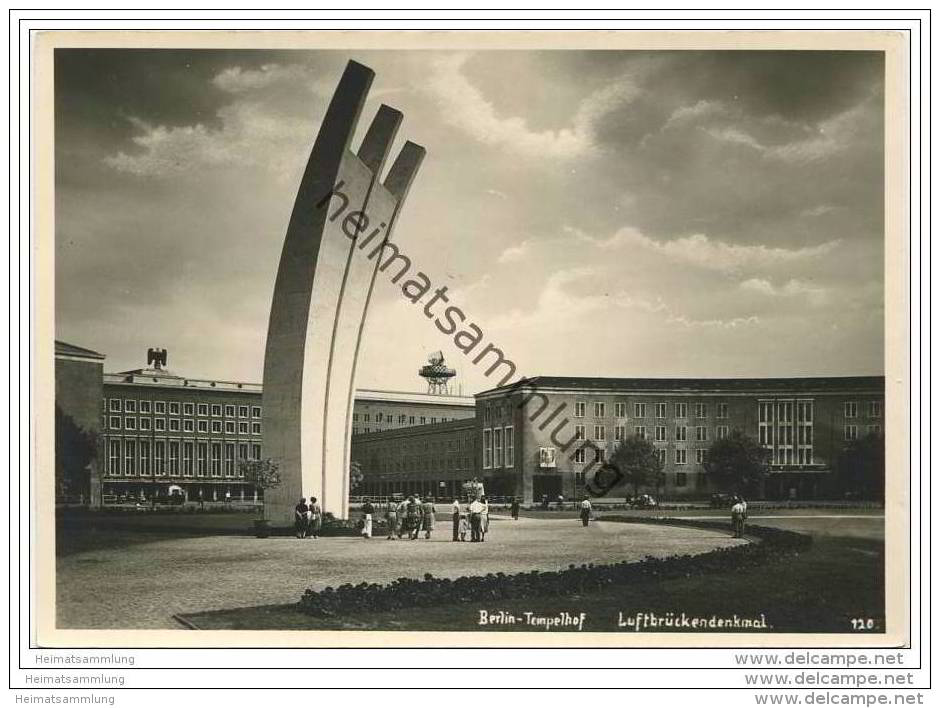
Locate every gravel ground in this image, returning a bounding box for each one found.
[56,514,744,629]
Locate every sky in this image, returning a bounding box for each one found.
[54,48,885,394]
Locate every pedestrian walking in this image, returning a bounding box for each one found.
[731,497,746,538]
[580,496,593,527]
[422,497,436,539]
[396,497,408,539]
[307,496,322,539]
[385,501,399,540]
[469,497,484,542]
[294,497,309,538]
[361,500,375,539]
[510,497,520,520]
[405,496,421,540]
[451,498,461,541]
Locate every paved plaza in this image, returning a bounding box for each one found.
[56,515,744,629]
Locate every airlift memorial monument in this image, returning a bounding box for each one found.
[262,60,425,523]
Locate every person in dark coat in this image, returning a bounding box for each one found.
[510,497,520,520]
[294,497,309,538]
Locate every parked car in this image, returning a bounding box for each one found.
[631,494,657,509]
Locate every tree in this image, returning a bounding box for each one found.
[239,458,281,519]
[55,405,97,502]
[835,433,884,501]
[703,430,770,497]
[349,460,364,493]
[607,435,663,497]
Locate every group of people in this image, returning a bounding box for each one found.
[293,496,323,539]
[449,496,492,542]
[730,496,749,538]
[380,496,438,540]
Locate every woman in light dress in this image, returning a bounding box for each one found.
[480,495,490,542]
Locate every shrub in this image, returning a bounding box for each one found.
[297,518,811,617]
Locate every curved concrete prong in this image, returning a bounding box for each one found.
[357,104,403,176]
[384,141,427,204]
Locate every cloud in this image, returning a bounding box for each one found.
[576,226,841,274]
[426,53,638,159]
[740,278,828,304]
[497,239,533,264]
[212,63,324,94]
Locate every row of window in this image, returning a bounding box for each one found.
[572,445,705,466]
[107,399,261,418]
[575,424,728,443]
[105,416,261,435]
[106,438,262,477]
[844,401,882,419]
[352,413,455,425]
[845,424,882,440]
[572,401,729,420]
[481,427,515,470]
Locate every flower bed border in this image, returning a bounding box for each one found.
[297,517,812,618]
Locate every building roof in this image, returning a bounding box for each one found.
[54,340,105,360]
[477,375,886,397]
[354,388,476,407]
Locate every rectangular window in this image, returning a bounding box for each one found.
[634,403,647,418]
[695,403,707,418]
[124,417,136,431]
[716,425,729,440]
[695,449,706,464]
[675,425,687,442]
[109,439,121,474]
[717,403,728,419]
[594,425,606,441]
[109,416,121,430]
[695,426,708,442]
[657,448,666,465]
[140,440,150,476]
[211,443,222,477]
[575,401,585,418]
[594,402,605,418]
[364,413,371,422]
[168,441,179,475]
[419,417,426,425]
[675,472,687,487]
[655,402,667,419]
[493,428,503,468]
[575,424,585,440]
[211,421,222,434]
[615,425,626,442]
[352,413,359,422]
[154,401,166,415]
[594,448,605,464]
[139,400,151,414]
[238,443,249,461]
[869,401,882,418]
[868,424,882,436]
[483,429,493,469]
[675,448,687,465]
[154,440,166,476]
[251,422,261,435]
[225,421,236,434]
[124,440,136,475]
[575,447,585,464]
[386,414,393,423]
[844,401,857,418]
[844,424,858,441]
[109,398,122,413]
[197,420,209,434]
[168,402,180,416]
[615,403,626,418]
[225,405,235,418]
[675,402,687,419]
[505,427,514,467]
[225,443,235,477]
[239,405,249,418]
[239,421,249,435]
[758,401,774,449]
[169,419,180,432]
[655,425,666,442]
[409,416,415,425]
[197,403,209,416]
[634,426,646,440]
[124,400,136,414]
[196,442,208,477]
[183,403,194,416]
[154,418,166,432]
[183,442,194,477]
[183,419,194,433]
[211,404,222,417]
[251,444,261,461]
